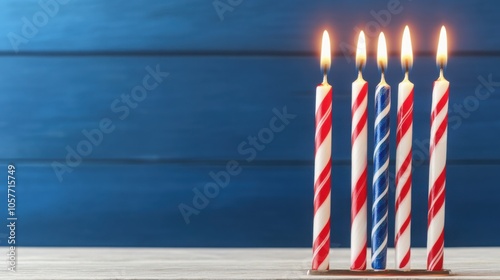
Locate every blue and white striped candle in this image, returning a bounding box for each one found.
[371,32,390,270]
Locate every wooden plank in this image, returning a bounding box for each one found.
[0,0,498,53]
[0,56,498,161]
[3,163,499,247]
[2,247,500,279]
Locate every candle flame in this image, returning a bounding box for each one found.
[355,31,366,70]
[377,32,387,71]
[320,30,331,73]
[437,26,447,68]
[401,25,413,71]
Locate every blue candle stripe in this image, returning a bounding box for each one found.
[371,83,390,270]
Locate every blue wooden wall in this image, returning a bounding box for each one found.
[0,0,499,247]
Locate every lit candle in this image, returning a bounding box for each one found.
[427,26,449,272]
[312,30,332,271]
[350,31,368,271]
[395,25,414,270]
[371,32,390,271]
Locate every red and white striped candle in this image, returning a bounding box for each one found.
[350,31,368,271]
[312,30,332,271]
[427,26,449,272]
[395,26,414,270]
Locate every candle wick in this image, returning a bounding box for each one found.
[404,71,409,81]
[358,70,363,80]
[380,71,386,84]
[323,72,328,84]
[439,67,444,79]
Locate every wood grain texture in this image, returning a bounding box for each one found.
[1,247,500,279]
[0,56,499,161]
[3,163,499,247]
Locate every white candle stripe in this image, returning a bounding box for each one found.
[427,206,445,243]
[313,131,332,183]
[371,234,388,261]
[314,168,331,192]
[374,106,390,128]
[372,188,388,213]
[351,202,367,259]
[352,126,368,146]
[315,104,332,138]
[398,104,413,123]
[398,82,413,109]
[372,158,389,183]
[431,83,448,109]
[395,168,411,197]
[314,170,331,200]
[397,227,411,244]
[315,129,331,156]
[351,80,368,270]
[397,122,413,141]
[351,96,368,126]
[395,133,413,171]
[351,161,367,179]
[351,202,368,231]
[396,195,412,219]
[352,81,366,98]
[312,193,331,240]
[396,124,413,146]
[395,169,412,199]
[430,105,448,133]
[371,211,388,237]
[429,246,444,270]
[429,140,448,188]
[316,256,329,271]
[315,86,331,111]
[312,232,330,259]
[429,185,445,213]
[352,138,367,177]
[430,130,448,155]
[373,132,390,156]
[352,130,367,155]
[430,89,447,116]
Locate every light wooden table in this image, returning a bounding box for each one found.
[1,247,499,279]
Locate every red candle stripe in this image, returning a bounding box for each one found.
[312,84,332,271]
[427,80,449,271]
[350,81,368,270]
[395,85,414,269]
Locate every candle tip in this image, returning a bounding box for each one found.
[320,30,331,75]
[356,31,366,71]
[437,26,447,70]
[401,25,413,72]
[377,32,387,72]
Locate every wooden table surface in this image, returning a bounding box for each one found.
[1,247,499,279]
